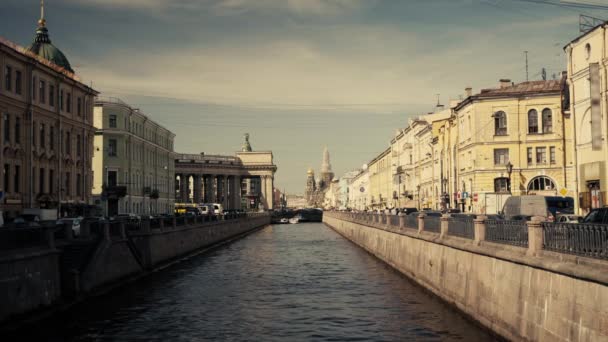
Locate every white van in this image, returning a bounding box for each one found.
[212,203,224,215]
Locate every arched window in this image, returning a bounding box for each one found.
[527,176,556,191]
[494,111,507,135]
[494,177,510,193]
[528,109,538,133]
[542,108,552,133]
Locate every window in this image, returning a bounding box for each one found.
[494,177,510,193]
[494,111,507,135]
[108,139,117,156]
[65,172,71,196]
[76,174,81,196]
[50,126,54,151]
[77,97,82,116]
[14,165,20,193]
[550,146,556,164]
[76,134,81,156]
[39,80,46,104]
[528,109,538,133]
[15,70,22,95]
[109,115,117,128]
[14,116,19,144]
[3,164,9,193]
[494,148,509,165]
[527,147,533,164]
[4,66,12,91]
[65,132,71,154]
[49,169,54,193]
[32,76,37,100]
[536,147,547,164]
[108,170,117,187]
[59,90,64,110]
[3,113,9,143]
[542,108,552,133]
[67,93,72,113]
[49,85,55,107]
[40,123,45,148]
[528,176,555,191]
[585,43,591,60]
[39,168,45,193]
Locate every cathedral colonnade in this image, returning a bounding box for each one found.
[174,151,277,211]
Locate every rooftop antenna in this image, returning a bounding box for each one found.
[580,14,606,34]
[524,51,529,82]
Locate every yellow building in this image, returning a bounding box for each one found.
[453,79,575,214]
[564,23,608,213]
[368,148,391,209]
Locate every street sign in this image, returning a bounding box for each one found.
[559,188,568,197]
[473,193,478,202]
[463,192,469,199]
[457,191,461,199]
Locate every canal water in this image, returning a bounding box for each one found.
[23,223,496,341]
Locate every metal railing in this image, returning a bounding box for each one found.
[405,214,418,229]
[486,220,528,247]
[389,215,400,226]
[448,216,475,239]
[542,222,608,259]
[424,216,441,233]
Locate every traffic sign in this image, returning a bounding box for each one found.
[463,191,469,199]
[559,188,568,197]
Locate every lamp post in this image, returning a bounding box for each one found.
[506,161,513,194]
[416,184,421,209]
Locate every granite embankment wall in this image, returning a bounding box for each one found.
[324,213,608,342]
[0,214,270,323]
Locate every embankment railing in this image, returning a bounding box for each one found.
[326,211,608,261]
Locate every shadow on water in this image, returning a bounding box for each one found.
[10,223,499,341]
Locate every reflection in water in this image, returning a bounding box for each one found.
[19,223,496,341]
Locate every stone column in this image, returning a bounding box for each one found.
[398,213,405,229]
[234,176,242,210]
[440,214,450,238]
[193,175,202,204]
[263,175,273,210]
[202,175,209,203]
[418,213,426,233]
[180,174,189,203]
[212,175,218,203]
[527,216,545,256]
[474,215,487,245]
[222,175,229,209]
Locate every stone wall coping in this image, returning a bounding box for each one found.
[0,248,60,263]
[129,217,264,237]
[327,213,608,286]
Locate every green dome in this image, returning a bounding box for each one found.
[26,24,74,73]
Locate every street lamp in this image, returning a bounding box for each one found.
[506,161,513,194]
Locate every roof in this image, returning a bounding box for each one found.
[564,21,608,51]
[455,80,562,111]
[26,25,74,73]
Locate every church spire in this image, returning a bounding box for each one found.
[321,146,332,173]
[38,0,46,28]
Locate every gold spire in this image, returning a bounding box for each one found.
[38,0,46,27]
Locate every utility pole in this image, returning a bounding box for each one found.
[524,51,529,82]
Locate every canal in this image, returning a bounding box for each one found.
[20,223,496,341]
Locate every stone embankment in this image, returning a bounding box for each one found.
[324,211,608,342]
[0,213,270,325]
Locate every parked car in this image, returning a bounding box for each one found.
[112,213,141,222]
[556,214,583,223]
[57,217,83,236]
[9,214,41,228]
[399,207,418,215]
[581,208,608,224]
[443,208,461,214]
[501,195,574,221]
[421,210,443,217]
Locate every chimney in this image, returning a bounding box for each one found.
[465,87,472,97]
[499,79,511,89]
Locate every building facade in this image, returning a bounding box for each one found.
[174,136,277,211]
[453,79,574,214]
[0,8,97,218]
[368,148,391,209]
[347,168,370,210]
[92,98,176,216]
[565,23,608,214]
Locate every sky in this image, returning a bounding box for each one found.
[1,0,607,194]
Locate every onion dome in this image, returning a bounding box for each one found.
[26,1,74,73]
[307,168,314,175]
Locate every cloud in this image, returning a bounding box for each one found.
[61,0,372,16]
